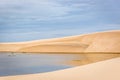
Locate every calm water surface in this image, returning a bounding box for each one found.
[0,53,118,76]
[0,53,83,76]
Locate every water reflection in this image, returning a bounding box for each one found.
[67,53,120,66]
[0,53,77,76]
[0,53,119,76]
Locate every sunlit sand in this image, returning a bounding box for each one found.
[0,30,120,53]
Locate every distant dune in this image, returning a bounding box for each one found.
[0,30,120,53]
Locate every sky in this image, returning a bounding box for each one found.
[0,0,120,42]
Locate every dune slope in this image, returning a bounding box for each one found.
[0,30,120,52]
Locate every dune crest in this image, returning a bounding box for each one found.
[0,30,120,52]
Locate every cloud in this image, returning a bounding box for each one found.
[0,0,92,22]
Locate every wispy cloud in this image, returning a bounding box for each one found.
[0,0,93,21]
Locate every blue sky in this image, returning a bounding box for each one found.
[0,0,120,42]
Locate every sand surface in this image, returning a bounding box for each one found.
[0,58,119,80]
[0,30,120,52]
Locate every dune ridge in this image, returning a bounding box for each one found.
[0,30,120,52]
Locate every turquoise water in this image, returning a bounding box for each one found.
[0,53,81,76]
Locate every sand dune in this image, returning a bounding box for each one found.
[0,58,120,80]
[0,30,120,52]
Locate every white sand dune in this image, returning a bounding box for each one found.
[0,30,120,53]
[0,58,120,80]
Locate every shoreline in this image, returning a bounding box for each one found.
[0,51,120,54]
[0,57,120,80]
